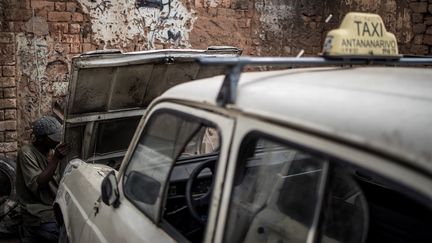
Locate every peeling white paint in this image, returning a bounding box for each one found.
[16,34,52,125]
[52,82,69,97]
[255,1,294,35]
[206,0,221,8]
[77,0,197,49]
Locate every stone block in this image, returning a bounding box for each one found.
[429,4,432,14]
[411,44,429,55]
[194,0,203,8]
[4,9,32,21]
[425,17,432,25]
[50,23,69,34]
[0,77,16,88]
[3,88,16,98]
[5,152,17,160]
[424,34,432,45]
[0,99,16,109]
[207,8,218,16]
[0,132,3,142]
[61,34,80,43]
[66,2,78,12]
[69,24,81,34]
[221,0,232,8]
[235,10,244,18]
[0,142,17,152]
[54,43,71,54]
[410,2,428,13]
[8,22,25,32]
[218,8,236,17]
[238,19,251,28]
[0,43,15,57]
[5,131,17,141]
[4,109,15,120]
[32,1,55,17]
[32,1,55,11]
[70,43,81,54]
[413,24,426,33]
[72,13,84,22]
[82,43,96,52]
[48,12,72,22]
[0,121,17,131]
[412,13,423,23]
[427,26,432,35]
[232,0,249,9]
[414,34,424,45]
[55,2,66,11]
[2,66,15,77]
[245,10,254,18]
[0,33,13,44]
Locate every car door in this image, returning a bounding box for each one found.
[215,115,432,243]
[79,102,234,243]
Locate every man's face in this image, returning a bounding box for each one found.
[44,136,60,150]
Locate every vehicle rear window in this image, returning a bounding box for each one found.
[224,136,328,243]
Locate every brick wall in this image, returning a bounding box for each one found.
[0,30,18,159]
[0,0,431,159]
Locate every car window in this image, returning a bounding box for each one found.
[224,135,328,243]
[93,116,141,155]
[123,110,205,220]
[180,127,220,158]
[319,164,368,243]
[163,126,221,242]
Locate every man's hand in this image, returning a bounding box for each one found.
[54,143,70,159]
[39,143,70,187]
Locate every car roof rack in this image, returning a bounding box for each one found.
[199,55,432,107]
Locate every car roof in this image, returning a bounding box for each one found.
[161,66,432,175]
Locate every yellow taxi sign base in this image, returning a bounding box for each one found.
[322,12,400,58]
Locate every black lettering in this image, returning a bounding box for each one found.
[371,22,380,37]
[363,22,371,36]
[342,38,354,47]
[354,21,362,36]
[380,23,383,37]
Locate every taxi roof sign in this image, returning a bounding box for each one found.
[322,12,399,58]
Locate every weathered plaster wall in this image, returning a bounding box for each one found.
[1,0,432,158]
[77,0,197,49]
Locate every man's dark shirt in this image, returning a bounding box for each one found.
[16,144,60,226]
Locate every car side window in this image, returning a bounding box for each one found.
[123,110,206,221]
[180,127,220,158]
[224,135,328,243]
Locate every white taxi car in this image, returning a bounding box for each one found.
[55,13,432,243]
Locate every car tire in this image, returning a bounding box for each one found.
[0,157,18,238]
[0,157,16,200]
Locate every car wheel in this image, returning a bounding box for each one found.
[59,224,69,243]
[0,157,19,238]
[0,157,16,200]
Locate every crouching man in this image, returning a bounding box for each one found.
[15,116,69,243]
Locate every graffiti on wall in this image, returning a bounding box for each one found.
[77,0,196,49]
[16,34,52,132]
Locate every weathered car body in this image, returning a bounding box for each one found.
[55,13,432,243]
[55,64,432,243]
[56,47,241,169]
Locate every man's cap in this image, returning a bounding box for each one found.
[32,116,62,142]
